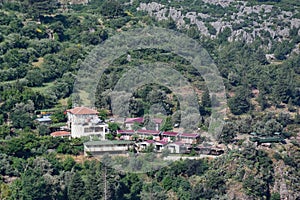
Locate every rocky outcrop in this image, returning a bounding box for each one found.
[137,1,300,49]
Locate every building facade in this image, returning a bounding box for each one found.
[67,107,108,138]
[84,140,135,155]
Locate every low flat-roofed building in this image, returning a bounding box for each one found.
[138,140,168,152]
[166,142,189,154]
[35,116,52,124]
[84,140,135,155]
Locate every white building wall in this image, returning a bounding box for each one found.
[68,112,108,138]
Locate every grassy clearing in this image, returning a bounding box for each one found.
[31,82,55,93]
[32,57,44,68]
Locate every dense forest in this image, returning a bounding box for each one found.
[0,0,300,199]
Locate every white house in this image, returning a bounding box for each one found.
[138,140,167,152]
[124,117,144,130]
[117,130,135,140]
[166,142,189,154]
[67,107,108,138]
[161,131,178,142]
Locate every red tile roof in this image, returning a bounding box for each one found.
[124,117,163,124]
[145,140,155,144]
[136,129,160,135]
[168,141,185,146]
[156,141,168,145]
[125,117,144,124]
[162,131,178,137]
[67,107,98,115]
[50,131,71,137]
[180,133,199,138]
[153,118,163,124]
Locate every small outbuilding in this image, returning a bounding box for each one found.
[166,142,189,154]
[50,131,71,138]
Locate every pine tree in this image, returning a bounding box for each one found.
[85,164,103,200]
[295,109,300,124]
[201,88,211,108]
[27,0,58,20]
[228,86,251,115]
[287,98,295,112]
[258,93,268,111]
[68,172,85,200]
[160,117,173,131]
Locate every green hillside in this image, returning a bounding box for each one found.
[0,0,299,199]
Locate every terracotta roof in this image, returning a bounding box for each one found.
[168,141,185,146]
[136,129,160,135]
[156,141,168,145]
[124,117,163,124]
[180,133,199,138]
[50,131,71,137]
[67,107,98,115]
[152,118,163,124]
[125,117,144,124]
[162,131,178,137]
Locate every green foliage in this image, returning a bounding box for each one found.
[10,100,35,129]
[68,172,85,200]
[62,156,76,171]
[273,41,293,60]
[37,124,50,136]
[0,124,11,139]
[50,109,67,123]
[201,87,212,115]
[100,0,124,18]
[108,122,120,134]
[98,109,109,120]
[271,192,281,200]
[26,0,58,20]
[160,116,173,131]
[105,133,114,140]
[228,86,251,115]
[218,122,237,144]
[0,1,299,199]
[84,161,103,200]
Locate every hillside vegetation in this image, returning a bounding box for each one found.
[0,0,299,199]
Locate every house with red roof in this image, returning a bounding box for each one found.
[117,130,135,140]
[124,117,144,130]
[178,133,199,144]
[124,117,163,131]
[138,140,168,152]
[135,129,161,141]
[161,131,178,142]
[66,106,108,138]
